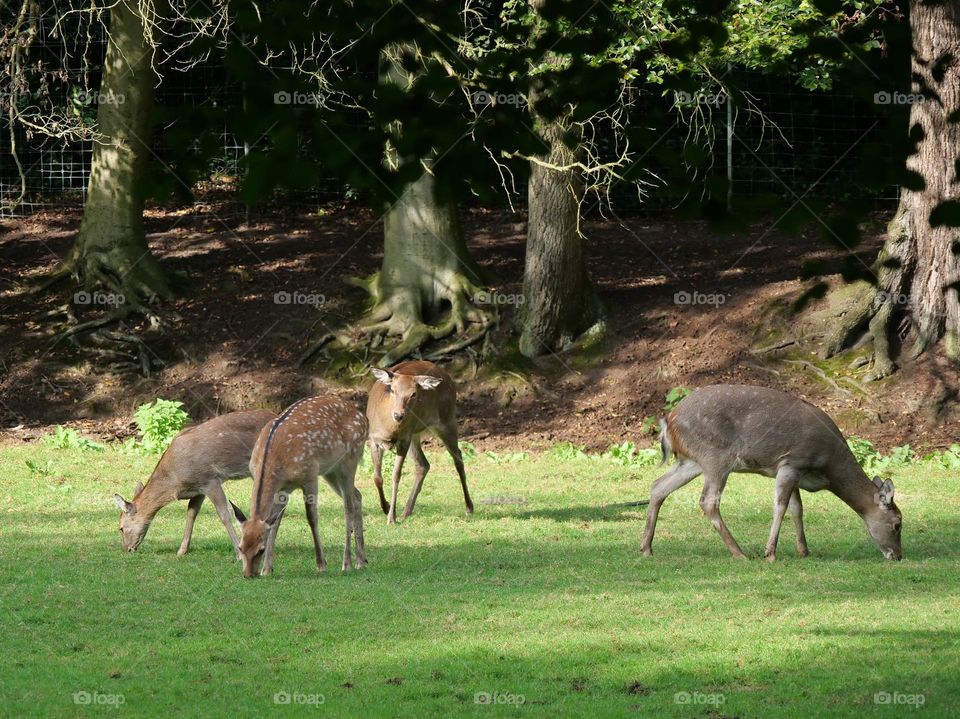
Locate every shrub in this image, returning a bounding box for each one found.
[133,399,190,453]
[40,426,105,452]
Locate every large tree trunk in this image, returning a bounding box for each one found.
[65,0,170,310]
[354,167,491,366]
[822,0,960,377]
[516,0,603,357]
[517,116,602,356]
[344,46,492,366]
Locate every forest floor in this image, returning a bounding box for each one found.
[2,200,959,453]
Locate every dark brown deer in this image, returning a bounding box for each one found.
[641,384,902,560]
[367,360,473,524]
[114,409,276,555]
[231,396,367,577]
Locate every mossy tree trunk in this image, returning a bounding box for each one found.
[822,0,960,377]
[348,46,492,366]
[64,0,171,311]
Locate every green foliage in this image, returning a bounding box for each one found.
[132,400,190,454]
[601,441,661,468]
[458,441,477,463]
[925,445,960,471]
[483,450,529,464]
[664,386,692,411]
[548,442,591,461]
[24,459,55,477]
[40,426,105,452]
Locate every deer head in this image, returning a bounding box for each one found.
[114,481,146,552]
[863,476,902,560]
[232,502,286,577]
[371,368,442,424]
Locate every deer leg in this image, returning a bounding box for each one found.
[401,436,430,520]
[261,497,286,577]
[437,424,473,515]
[641,460,702,556]
[205,482,242,560]
[352,487,367,568]
[701,471,747,559]
[765,467,800,562]
[340,475,355,571]
[789,488,809,557]
[370,440,389,515]
[177,495,205,556]
[303,479,327,573]
[387,439,409,525]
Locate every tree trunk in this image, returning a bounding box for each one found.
[821,0,960,377]
[517,117,602,356]
[345,46,492,366]
[65,0,170,310]
[516,0,603,358]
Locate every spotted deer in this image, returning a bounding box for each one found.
[367,360,473,524]
[641,384,902,561]
[113,409,276,555]
[230,396,367,577]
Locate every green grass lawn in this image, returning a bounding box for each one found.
[1,442,957,717]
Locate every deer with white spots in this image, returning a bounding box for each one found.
[114,409,276,555]
[641,384,903,561]
[230,396,368,577]
[367,360,473,524]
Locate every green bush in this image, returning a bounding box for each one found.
[132,399,190,454]
[40,426,105,452]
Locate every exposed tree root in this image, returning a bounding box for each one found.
[330,271,497,367]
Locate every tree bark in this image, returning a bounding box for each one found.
[346,46,492,366]
[822,0,960,376]
[516,0,603,358]
[65,0,171,310]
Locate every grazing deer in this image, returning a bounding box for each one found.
[230,396,367,577]
[367,360,473,524]
[113,409,276,555]
[641,384,902,561]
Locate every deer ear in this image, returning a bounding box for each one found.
[134,481,144,497]
[266,504,287,529]
[872,475,883,489]
[230,501,248,524]
[371,368,394,386]
[880,479,895,501]
[114,494,135,514]
[414,375,442,390]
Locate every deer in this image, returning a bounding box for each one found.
[113,409,277,556]
[640,384,903,561]
[230,395,367,577]
[367,360,473,524]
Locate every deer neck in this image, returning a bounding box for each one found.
[829,460,876,517]
[132,475,177,520]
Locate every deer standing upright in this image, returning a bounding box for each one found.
[367,360,473,524]
[114,409,276,555]
[641,384,902,560]
[231,396,367,577]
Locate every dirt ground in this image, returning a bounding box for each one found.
[2,200,958,454]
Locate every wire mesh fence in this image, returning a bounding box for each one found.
[0,19,899,218]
